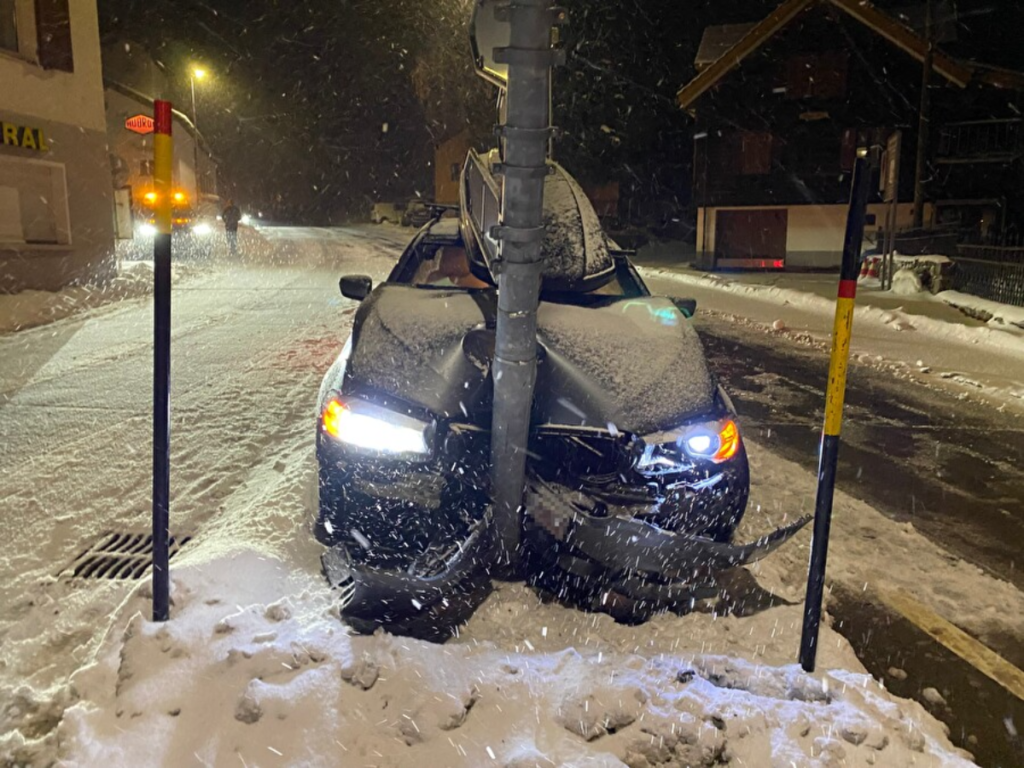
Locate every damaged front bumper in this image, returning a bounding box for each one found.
[322,474,809,626]
[321,511,493,628]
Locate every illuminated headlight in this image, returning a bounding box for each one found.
[635,417,741,475]
[240,214,251,225]
[138,223,157,237]
[321,397,433,459]
[192,222,213,236]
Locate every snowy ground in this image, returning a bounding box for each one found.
[0,261,195,335]
[640,268,1024,413]
[0,226,1011,766]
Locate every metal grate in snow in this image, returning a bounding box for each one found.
[58,532,192,581]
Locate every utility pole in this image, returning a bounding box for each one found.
[189,67,207,200]
[488,0,558,565]
[912,0,933,229]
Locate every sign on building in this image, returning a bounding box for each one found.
[1,122,49,151]
[125,114,155,135]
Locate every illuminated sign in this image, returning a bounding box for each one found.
[1,122,48,151]
[125,114,155,135]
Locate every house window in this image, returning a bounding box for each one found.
[0,157,71,244]
[737,131,773,175]
[0,0,18,53]
[785,51,848,101]
[35,0,72,72]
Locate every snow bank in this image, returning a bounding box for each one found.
[53,548,973,768]
[646,269,1024,357]
[891,266,924,296]
[0,261,201,335]
[2,425,979,768]
[938,290,1024,330]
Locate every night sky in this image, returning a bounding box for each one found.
[97,0,1024,225]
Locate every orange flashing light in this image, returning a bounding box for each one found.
[144,191,158,203]
[321,399,346,438]
[713,420,741,462]
[173,191,186,203]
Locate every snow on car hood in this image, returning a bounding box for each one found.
[346,285,715,434]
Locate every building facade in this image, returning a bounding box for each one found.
[678,0,1024,271]
[0,0,114,291]
[102,41,218,235]
[105,82,219,239]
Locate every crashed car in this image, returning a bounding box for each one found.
[316,160,808,630]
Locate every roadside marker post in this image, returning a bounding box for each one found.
[152,100,173,622]
[799,148,873,672]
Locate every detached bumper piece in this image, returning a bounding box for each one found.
[526,476,810,605]
[321,512,492,634]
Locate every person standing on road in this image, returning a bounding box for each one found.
[222,200,242,258]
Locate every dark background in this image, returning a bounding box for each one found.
[98,0,1024,225]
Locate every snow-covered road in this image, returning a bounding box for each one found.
[0,226,1016,766]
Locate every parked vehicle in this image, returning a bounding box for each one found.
[316,163,808,633]
[401,198,434,228]
[370,202,402,224]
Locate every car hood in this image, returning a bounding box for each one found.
[345,284,716,435]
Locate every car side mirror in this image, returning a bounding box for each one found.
[670,297,697,318]
[340,275,372,301]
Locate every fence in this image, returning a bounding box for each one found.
[950,243,1024,307]
[885,227,1024,307]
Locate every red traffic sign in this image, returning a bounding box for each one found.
[125,114,155,135]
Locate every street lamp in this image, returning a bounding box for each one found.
[189,66,208,199]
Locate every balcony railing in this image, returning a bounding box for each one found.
[937,119,1023,164]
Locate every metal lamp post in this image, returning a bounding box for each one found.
[189,67,206,200]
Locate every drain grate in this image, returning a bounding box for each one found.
[59,531,192,580]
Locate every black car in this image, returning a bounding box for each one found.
[316,163,807,631]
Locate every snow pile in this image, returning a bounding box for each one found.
[938,290,1024,330]
[646,268,1024,356]
[0,261,194,335]
[51,549,973,768]
[0,412,986,767]
[891,266,924,296]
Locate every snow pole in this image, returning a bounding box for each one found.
[152,100,173,622]
[799,148,872,671]
[487,0,558,566]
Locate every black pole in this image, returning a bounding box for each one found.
[152,231,171,621]
[799,151,872,671]
[912,0,933,229]
[489,0,557,565]
[152,100,173,622]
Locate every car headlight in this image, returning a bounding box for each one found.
[138,223,157,237]
[240,214,251,225]
[635,417,741,475]
[321,396,434,459]
[192,222,213,236]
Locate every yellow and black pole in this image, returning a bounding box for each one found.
[152,100,173,622]
[799,147,873,671]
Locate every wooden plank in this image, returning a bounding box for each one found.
[677,0,816,109]
[828,0,973,87]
